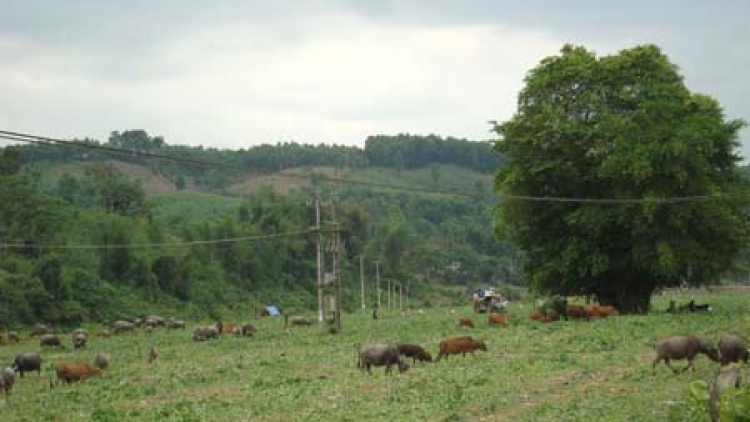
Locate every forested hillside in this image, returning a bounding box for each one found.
[0,132,516,327]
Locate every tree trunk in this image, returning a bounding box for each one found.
[595,276,656,314]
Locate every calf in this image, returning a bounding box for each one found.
[72,333,87,349]
[241,324,256,337]
[458,318,475,328]
[653,335,720,373]
[488,312,508,325]
[40,333,64,348]
[12,352,42,378]
[93,352,109,370]
[397,343,433,364]
[566,305,588,320]
[0,368,15,394]
[54,362,103,385]
[358,344,409,375]
[436,336,487,361]
[718,333,749,366]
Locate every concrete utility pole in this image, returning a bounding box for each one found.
[332,204,342,333]
[388,278,392,310]
[399,282,403,311]
[375,261,381,305]
[315,197,324,322]
[360,255,365,311]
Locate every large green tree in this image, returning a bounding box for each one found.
[494,44,749,313]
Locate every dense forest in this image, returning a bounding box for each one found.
[0,133,515,327]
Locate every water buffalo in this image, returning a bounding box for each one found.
[397,343,433,364]
[0,367,15,394]
[40,333,64,348]
[358,344,409,375]
[653,335,720,373]
[13,352,42,378]
[72,333,87,349]
[718,334,749,366]
[93,352,109,370]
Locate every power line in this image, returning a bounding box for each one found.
[2,129,746,204]
[0,227,315,250]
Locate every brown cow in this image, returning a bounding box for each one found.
[566,305,588,320]
[54,362,103,385]
[458,318,475,328]
[488,312,508,325]
[436,336,487,361]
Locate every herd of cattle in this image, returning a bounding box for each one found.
[1,305,748,422]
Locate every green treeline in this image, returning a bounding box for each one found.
[0,136,512,327]
[18,131,500,190]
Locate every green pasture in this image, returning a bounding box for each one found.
[1,290,748,422]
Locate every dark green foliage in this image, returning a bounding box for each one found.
[365,134,501,172]
[0,146,21,175]
[494,44,750,313]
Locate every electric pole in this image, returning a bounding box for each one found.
[375,261,381,306]
[332,204,342,333]
[360,255,365,311]
[315,197,324,322]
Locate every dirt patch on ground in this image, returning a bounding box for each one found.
[106,160,176,195]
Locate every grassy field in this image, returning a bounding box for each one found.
[0,290,748,422]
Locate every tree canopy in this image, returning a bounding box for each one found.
[494,44,749,313]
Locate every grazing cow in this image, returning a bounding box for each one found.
[193,326,219,341]
[397,344,433,364]
[93,352,109,370]
[240,324,256,337]
[40,333,64,348]
[458,318,475,328]
[112,321,135,334]
[148,347,159,363]
[72,333,87,349]
[488,312,508,325]
[146,315,166,327]
[653,335,720,373]
[12,352,42,378]
[54,362,103,385]
[0,367,15,394]
[358,344,409,375]
[218,322,238,335]
[436,336,487,361]
[718,334,749,366]
[529,310,544,321]
[283,315,314,331]
[72,328,88,337]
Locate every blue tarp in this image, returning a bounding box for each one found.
[266,306,280,316]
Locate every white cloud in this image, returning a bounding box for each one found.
[0,12,561,148]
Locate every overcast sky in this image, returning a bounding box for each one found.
[1,0,748,157]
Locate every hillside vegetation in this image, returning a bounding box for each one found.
[0,134,508,327]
